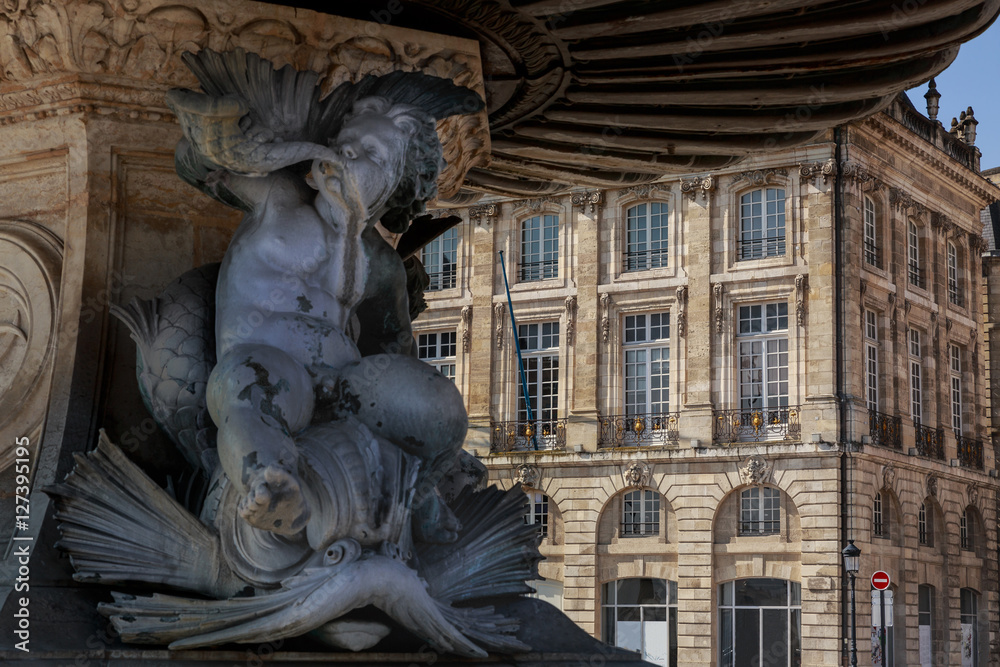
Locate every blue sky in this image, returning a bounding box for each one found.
[908,19,1000,171]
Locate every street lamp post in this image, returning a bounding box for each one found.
[843,540,861,667]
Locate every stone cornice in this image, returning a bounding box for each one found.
[862,114,1000,208]
[0,0,490,199]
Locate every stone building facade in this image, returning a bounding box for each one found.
[417,95,1000,667]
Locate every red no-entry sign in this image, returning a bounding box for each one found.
[871,571,890,590]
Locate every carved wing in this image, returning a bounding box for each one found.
[168,49,484,176]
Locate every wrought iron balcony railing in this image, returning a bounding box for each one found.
[425,268,457,291]
[957,435,984,470]
[869,410,901,450]
[948,285,964,308]
[519,259,558,282]
[908,262,924,289]
[622,248,668,272]
[863,241,882,269]
[914,423,944,460]
[712,406,801,445]
[598,413,680,448]
[738,236,786,261]
[490,419,566,453]
[620,521,660,537]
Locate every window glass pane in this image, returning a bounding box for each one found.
[734,609,760,667]
[762,608,788,667]
[735,578,788,607]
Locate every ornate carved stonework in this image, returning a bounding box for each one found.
[889,187,925,215]
[571,190,603,214]
[713,283,724,334]
[680,175,715,201]
[624,461,651,488]
[461,305,472,354]
[795,275,807,327]
[469,203,500,227]
[494,302,506,349]
[514,464,540,489]
[0,0,490,200]
[616,183,671,200]
[927,475,938,498]
[882,464,895,491]
[675,286,688,337]
[840,161,885,192]
[799,159,837,184]
[738,455,771,486]
[0,219,63,471]
[731,168,787,187]
[564,296,577,345]
[968,483,979,508]
[511,196,559,213]
[601,293,612,344]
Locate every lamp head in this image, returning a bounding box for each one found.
[842,540,861,574]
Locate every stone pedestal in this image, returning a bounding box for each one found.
[0,0,490,654]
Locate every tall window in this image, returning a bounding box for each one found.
[737,303,789,414]
[624,313,670,416]
[739,487,781,535]
[865,310,879,412]
[863,196,880,267]
[960,589,979,667]
[739,188,786,260]
[524,492,549,539]
[421,226,458,291]
[873,491,888,539]
[948,242,962,306]
[719,579,801,667]
[918,502,932,546]
[918,585,933,667]
[518,322,560,424]
[603,578,678,667]
[908,222,923,287]
[520,214,558,281]
[960,508,975,551]
[910,329,923,423]
[624,202,669,271]
[622,489,660,537]
[951,345,963,436]
[417,331,457,381]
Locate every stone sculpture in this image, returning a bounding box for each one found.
[46,49,540,656]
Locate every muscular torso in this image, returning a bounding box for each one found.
[215,172,365,376]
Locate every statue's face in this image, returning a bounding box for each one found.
[329,112,407,216]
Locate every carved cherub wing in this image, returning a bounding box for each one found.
[168,48,483,176]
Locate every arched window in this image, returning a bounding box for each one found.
[603,578,677,667]
[739,486,780,535]
[908,222,924,288]
[947,242,965,307]
[739,188,786,260]
[624,202,669,271]
[960,588,980,667]
[520,214,558,281]
[422,226,458,290]
[524,492,549,539]
[863,196,881,268]
[719,579,801,667]
[873,491,889,539]
[918,501,933,546]
[621,489,661,537]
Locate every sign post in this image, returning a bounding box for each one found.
[871,571,891,667]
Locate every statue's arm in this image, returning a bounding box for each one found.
[175,138,276,212]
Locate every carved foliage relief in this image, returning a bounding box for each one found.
[0,0,489,198]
